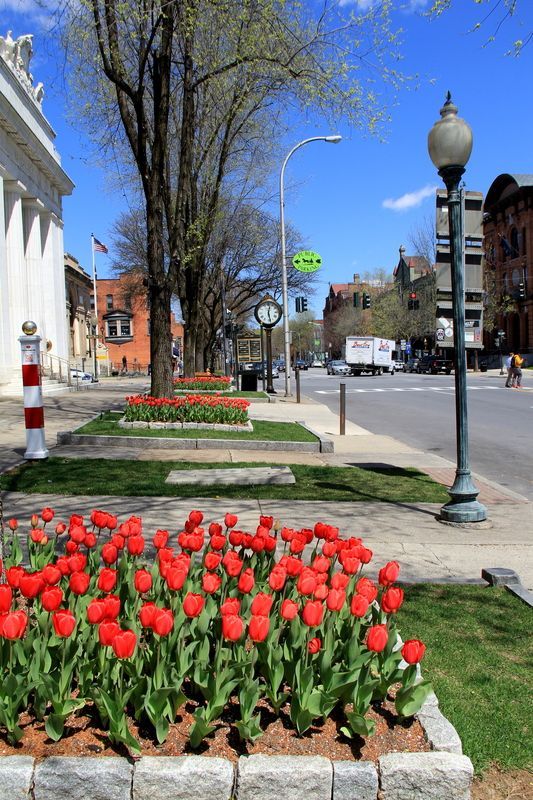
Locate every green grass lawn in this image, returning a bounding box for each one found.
[398,584,533,773]
[0,458,449,502]
[76,412,316,442]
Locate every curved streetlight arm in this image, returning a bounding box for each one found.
[279,135,341,396]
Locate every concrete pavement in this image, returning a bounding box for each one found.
[1,376,532,589]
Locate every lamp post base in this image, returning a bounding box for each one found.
[439,470,487,523]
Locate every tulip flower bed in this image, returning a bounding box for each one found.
[0,508,431,757]
[124,394,250,426]
[173,376,232,392]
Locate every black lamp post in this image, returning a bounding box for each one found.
[428,93,487,523]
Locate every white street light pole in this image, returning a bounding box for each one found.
[279,135,342,396]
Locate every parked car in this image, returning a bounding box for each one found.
[404,358,420,373]
[393,360,405,371]
[295,359,308,370]
[327,359,351,376]
[311,359,324,368]
[274,360,285,372]
[417,355,453,375]
[70,368,96,383]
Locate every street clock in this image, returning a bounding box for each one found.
[254,296,282,328]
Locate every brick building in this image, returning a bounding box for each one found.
[483,174,532,355]
[94,274,184,373]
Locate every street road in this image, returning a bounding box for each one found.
[296,368,533,500]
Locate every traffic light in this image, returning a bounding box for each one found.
[295,297,308,313]
[353,292,359,307]
[408,291,417,311]
[362,292,371,309]
[518,282,526,300]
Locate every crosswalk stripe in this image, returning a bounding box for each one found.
[314,385,501,395]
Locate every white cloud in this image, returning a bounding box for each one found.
[382,184,438,212]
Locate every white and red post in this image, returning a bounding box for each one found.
[19,322,49,459]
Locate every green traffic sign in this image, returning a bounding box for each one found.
[292,250,322,272]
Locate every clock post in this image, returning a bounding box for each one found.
[254,295,283,395]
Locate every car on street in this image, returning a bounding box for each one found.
[70,368,96,383]
[327,359,351,376]
[393,360,405,371]
[311,359,324,367]
[404,357,420,373]
[274,360,285,372]
[417,355,453,375]
[295,359,308,370]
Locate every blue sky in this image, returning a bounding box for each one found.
[2,0,532,314]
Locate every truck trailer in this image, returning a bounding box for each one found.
[345,336,396,376]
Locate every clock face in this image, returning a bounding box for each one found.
[256,300,282,326]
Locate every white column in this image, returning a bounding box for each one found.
[40,211,57,358]
[0,172,12,382]
[4,180,27,371]
[50,213,69,361]
[22,198,45,341]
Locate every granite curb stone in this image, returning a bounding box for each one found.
[132,756,234,800]
[33,756,133,800]
[236,755,333,800]
[378,751,473,800]
[332,760,378,800]
[0,755,34,800]
[57,432,322,453]
[416,693,463,754]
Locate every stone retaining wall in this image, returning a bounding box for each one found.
[0,694,473,800]
[118,418,254,433]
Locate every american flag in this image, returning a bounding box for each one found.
[93,237,108,254]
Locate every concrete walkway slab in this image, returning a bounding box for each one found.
[165,466,295,486]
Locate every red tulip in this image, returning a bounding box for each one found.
[204,551,222,571]
[52,609,76,638]
[41,586,63,612]
[248,615,270,642]
[220,597,241,616]
[356,577,378,603]
[350,593,370,618]
[381,587,404,614]
[224,513,238,528]
[67,553,87,573]
[153,529,169,549]
[87,598,107,624]
[30,528,47,544]
[103,594,121,620]
[238,568,255,594]
[139,602,157,628]
[97,568,117,593]
[6,566,24,588]
[260,515,274,530]
[209,522,223,537]
[222,550,243,577]
[7,518,18,531]
[152,608,174,636]
[326,588,346,612]
[0,584,13,613]
[367,624,389,653]
[297,568,318,597]
[134,569,152,594]
[188,510,204,527]
[99,620,121,646]
[85,532,97,549]
[65,540,79,555]
[165,566,188,591]
[41,507,55,523]
[202,573,222,594]
[308,637,322,654]
[401,639,426,664]
[359,546,373,564]
[284,556,303,577]
[378,561,400,587]
[69,525,86,544]
[112,629,137,659]
[302,600,324,627]
[280,598,299,621]
[69,571,90,595]
[312,555,330,574]
[268,566,287,592]
[19,572,44,598]
[30,514,39,528]
[69,514,84,527]
[127,535,145,556]
[221,614,243,642]
[1,610,28,639]
[210,534,226,551]
[250,592,273,617]
[55,522,67,536]
[330,572,350,590]
[183,592,204,618]
[101,543,118,565]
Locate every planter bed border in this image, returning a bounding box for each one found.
[0,693,473,800]
[118,418,254,433]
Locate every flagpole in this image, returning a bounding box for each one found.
[91,234,99,380]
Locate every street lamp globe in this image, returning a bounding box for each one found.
[325,135,342,144]
[428,92,472,172]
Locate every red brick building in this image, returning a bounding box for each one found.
[94,275,184,373]
[483,174,532,355]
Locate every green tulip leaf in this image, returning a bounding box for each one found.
[395,680,433,718]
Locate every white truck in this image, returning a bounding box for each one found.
[345,336,396,376]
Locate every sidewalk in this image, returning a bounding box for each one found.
[1,378,532,589]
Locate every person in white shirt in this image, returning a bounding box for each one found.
[505,352,514,388]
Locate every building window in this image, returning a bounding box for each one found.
[522,227,527,255]
[147,320,151,336]
[510,228,519,258]
[106,318,132,339]
[106,294,113,310]
[90,297,95,311]
[123,293,132,310]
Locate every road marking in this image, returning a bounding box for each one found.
[314,386,502,395]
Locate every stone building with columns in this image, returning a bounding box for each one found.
[0,31,74,395]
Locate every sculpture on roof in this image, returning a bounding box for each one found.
[0,31,43,107]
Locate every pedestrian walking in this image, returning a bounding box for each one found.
[505,352,514,387]
[511,353,524,388]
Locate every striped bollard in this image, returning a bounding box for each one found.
[19,321,49,460]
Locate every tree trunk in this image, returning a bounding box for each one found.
[149,281,173,397]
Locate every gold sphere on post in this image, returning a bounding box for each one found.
[21,320,37,335]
